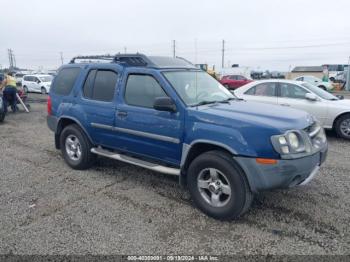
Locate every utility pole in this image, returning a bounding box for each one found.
[194,38,198,64]
[172,40,176,58]
[346,56,350,91]
[60,52,64,65]
[8,49,14,69]
[124,47,127,54]
[221,40,225,68]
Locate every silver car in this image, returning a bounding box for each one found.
[234,80,350,139]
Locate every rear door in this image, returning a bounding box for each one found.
[114,69,184,166]
[277,82,328,124]
[78,66,121,147]
[240,82,278,105]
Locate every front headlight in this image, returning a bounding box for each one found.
[287,132,299,149]
[271,130,309,157]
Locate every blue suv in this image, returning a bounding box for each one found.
[47,54,328,220]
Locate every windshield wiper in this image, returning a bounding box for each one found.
[191,100,218,107]
[219,97,237,103]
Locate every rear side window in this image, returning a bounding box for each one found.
[245,83,277,96]
[125,74,167,108]
[51,68,81,95]
[83,70,118,102]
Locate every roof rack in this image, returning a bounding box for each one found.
[70,53,155,67]
[69,53,196,69]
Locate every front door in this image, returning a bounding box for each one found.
[115,70,183,166]
[277,82,328,125]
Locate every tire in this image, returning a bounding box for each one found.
[224,84,230,89]
[329,77,335,82]
[41,87,47,95]
[23,86,28,93]
[335,114,350,140]
[319,85,327,91]
[60,124,96,170]
[187,150,253,220]
[0,113,5,123]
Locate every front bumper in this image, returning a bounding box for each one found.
[235,145,328,193]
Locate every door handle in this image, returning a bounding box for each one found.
[116,111,128,117]
[280,103,290,107]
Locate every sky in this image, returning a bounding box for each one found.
[1,0,350,71]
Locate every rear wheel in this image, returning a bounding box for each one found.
[60,124,96,169]
[335,114,350,140]
[187,150,253,220]
[0,113,5,122]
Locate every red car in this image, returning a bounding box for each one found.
[219,75,252,90]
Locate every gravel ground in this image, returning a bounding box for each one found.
[0,93,349,255]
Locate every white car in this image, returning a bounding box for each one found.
[234,80,350,139]
[22,74,53,94]
[294,75,333,91]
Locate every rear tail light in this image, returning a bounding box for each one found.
[47,96,52,115]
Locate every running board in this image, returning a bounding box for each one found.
[91,147,180,176]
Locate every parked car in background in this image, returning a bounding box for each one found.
[22,74,53,94]
[219,75,252,89]
[14,72,25,86]
[234,80,350,139]
[47,54,327,220]
[294,75,333,91]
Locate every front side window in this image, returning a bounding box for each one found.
[163,71,233,106]
[280,83,308,99]
[245,83,277,96]
[125,74,167,108]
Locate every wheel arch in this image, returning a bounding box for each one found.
[179,140,239,186]
[55,116,94,149]
[332,111,350,129]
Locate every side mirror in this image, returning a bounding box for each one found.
[153,97,177,112]
[305,93,318,101]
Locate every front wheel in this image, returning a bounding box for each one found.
[60,124,96,170]
[335,114,350,140]
[187,150,253,220]
[319,85,327,91]
[23,86,28,93]
[41,87,47,94]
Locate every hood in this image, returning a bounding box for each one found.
[328,98,350,107]
[189,100,313,133]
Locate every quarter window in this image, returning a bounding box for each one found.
[245,83,277,96]
[51,68,81,95]
[125,74,167,108]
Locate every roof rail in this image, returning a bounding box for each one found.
[69,53,155,67]
[69,55,115,64]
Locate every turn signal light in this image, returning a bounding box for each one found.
[256,158,278,165]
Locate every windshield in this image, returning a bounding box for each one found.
[163,71,234,106]
[39,76,53,82]
[301,82,338,100]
